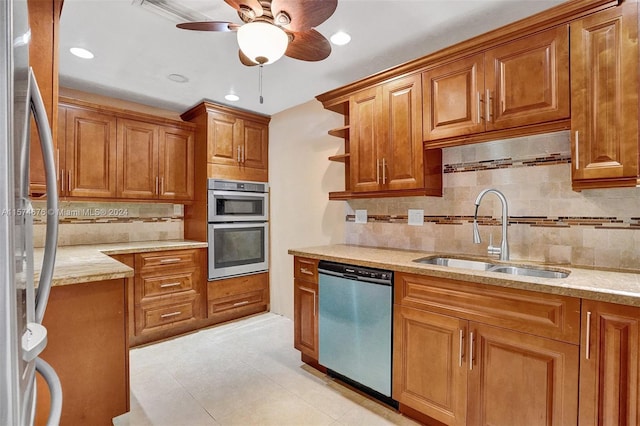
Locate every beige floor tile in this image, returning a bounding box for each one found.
[116,313,410,426]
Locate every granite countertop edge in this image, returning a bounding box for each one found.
[289,244,640,308]
[35,240,208,287]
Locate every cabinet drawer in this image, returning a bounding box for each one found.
[395,272,581,344]
[294,257,318,283]
[207,272,268,317]
[137,249,198,271]
[140,271,194,299]
[140,299,197,331]
[208,290,266,315]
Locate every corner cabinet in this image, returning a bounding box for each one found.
[318,74,443,200]
[181,101,270,183]
[293,257,319,363]
[570,1,640,190]
[422,25,570,145]
[579,300,640,425]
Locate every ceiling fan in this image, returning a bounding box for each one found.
[176,0,338,66]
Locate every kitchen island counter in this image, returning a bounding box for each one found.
[289,244,640,307]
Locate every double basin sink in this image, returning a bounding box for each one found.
[414,256,570,279]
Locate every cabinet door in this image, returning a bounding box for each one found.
[579,300,640,425]
[422,54,485,141]
[467,322,579,426]
[116,118,158,199]
[158,126,194,201]
[64,107,118,198]
[380,74,424,191]
[393,306,468,426]
[350,86,383,192]
[294,279,318,359]
[207,111,239,167]
[571,3,639,189]
[485,25,569,131]
[241,119,269,172]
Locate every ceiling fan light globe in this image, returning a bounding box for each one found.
[237,22,289,65]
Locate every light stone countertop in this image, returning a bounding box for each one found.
[288,244,640,307]
[35,240,208,287]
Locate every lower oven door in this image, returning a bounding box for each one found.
[208,222,268,280]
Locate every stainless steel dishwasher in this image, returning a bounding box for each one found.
[318,261,395,406]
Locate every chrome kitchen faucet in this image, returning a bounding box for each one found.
[473,189,509,261]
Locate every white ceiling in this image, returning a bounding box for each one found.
[59,0,567,116]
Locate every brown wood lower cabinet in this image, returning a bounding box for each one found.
[579,300,640,425]
[35,279,129,426]
[207,272,269,324]
[131,249,204,347]
[393,272,580,426]
[293,257,319,362]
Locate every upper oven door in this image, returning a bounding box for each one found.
[208,190,268,222]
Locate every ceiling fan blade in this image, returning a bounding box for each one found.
[239,50,259,67]
[224,0,263,20]
[176,21,240,32]
[285,29,331,62]
[271,0,337,32]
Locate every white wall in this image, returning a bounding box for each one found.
[269,99,346,319]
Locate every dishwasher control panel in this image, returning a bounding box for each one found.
[318,261,393,285]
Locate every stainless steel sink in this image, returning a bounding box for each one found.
[487,265,569,279]
[413,256,570,278]
[413,257,495,271]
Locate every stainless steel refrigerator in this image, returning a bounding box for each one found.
[1,0,61,424]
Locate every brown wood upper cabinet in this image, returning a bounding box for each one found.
[117,119,194,201]
[570,2,639,190]
[27,0,61,197]
[58,104,118,198]
[181,102,270,183]
[423,25,570,142]
[58,97,195,201]
[350,74,425,193]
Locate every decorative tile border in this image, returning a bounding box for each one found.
[346,214,640,229]
[443,152,571,174]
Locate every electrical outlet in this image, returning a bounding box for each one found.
[408,209,424,226]
[355,209,368,224]
[173,204,183,216]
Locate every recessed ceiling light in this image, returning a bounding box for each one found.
[225,94,240,102]
[167,73,189,83]
[70,47,94,59]
[330,31,351,46]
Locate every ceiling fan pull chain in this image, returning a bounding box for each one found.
[259,64,264,104]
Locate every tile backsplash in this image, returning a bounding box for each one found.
[346,131,640,271]
[32,201,183,247]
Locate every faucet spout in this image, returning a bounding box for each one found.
[473,189,509,261]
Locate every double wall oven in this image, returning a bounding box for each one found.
[207,179,269,280]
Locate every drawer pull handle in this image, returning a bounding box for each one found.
[160,282,181,288]
[233,301,250,307]
[300,267,313,275]
[160,311,182,319]
[160,258,182,264]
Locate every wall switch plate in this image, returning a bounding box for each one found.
[355,209,368,224]
[173,204,183,216]
[408,209,424,226]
